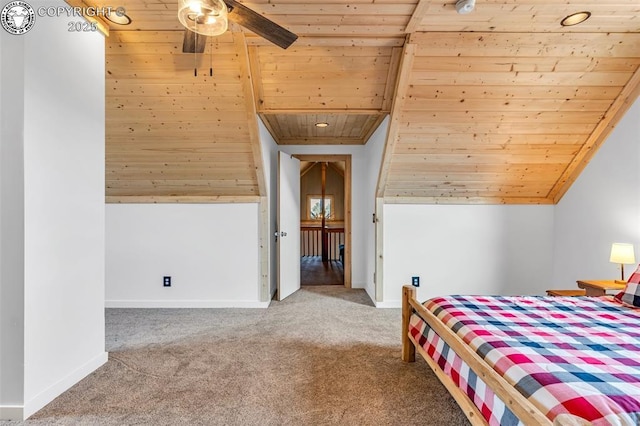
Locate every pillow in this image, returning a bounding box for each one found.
[615,264,640,307]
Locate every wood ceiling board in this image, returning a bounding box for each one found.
[106,82,247,97]
[399,122,597,135]
[404,85,623,100]
[411,32,640,57]
[401,111,605,125]
[106,195,262,203]
[244,36,405,47]
[106,141,254,151]
[106,53,241,70]
[414,2,640,33]
[405,0,429,34]
[107,97,246,112]
[393,143,582,156]
[381,47,403,111]
[275,137,367,145]
[106,31,260,200]
[383,196,554,205]
[251,45,395,112]
[403,99,615,113]
[376,42,416,197]
[387,173,561,184]
[411,56,640,73]
[106,186,259,196]
[234,31,267,196]
[395,133,588,145]
[99,0,640,203]
[108,30,235,43]
[112,1,413,38]
[388,163,567,175]
[250,41,397,144]
[409,72,632,87]
[384,30,640,203]
[261,113,383,144]
[385,189,552,199]
[549,66,640,202]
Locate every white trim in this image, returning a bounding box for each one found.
[0,406,24,421]
[23,352,108,419]
[105,300,270,309]
[374,300,401,308]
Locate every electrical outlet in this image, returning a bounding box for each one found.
[411,276,420,287]
[163,276,171,287]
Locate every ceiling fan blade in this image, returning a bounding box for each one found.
[224,0,298,49]
[182,29,207,53]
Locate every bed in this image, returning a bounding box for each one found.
[401,285,640,426]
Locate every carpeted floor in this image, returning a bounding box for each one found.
[4,286,469,425]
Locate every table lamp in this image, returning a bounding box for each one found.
[610,243,636,283]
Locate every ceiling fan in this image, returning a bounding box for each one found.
[179,0,298,53]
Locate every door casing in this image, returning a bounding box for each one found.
[294,154,352,288]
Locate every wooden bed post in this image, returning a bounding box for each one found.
[402,285,416,362]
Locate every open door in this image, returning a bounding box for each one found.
[277,151,300,301]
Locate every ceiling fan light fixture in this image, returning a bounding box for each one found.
[561,11,591,26]
[178,0,228,36]
[189,1,201,13]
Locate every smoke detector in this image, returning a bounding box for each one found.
[455,0,475,14]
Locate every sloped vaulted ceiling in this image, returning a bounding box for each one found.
[93,0,640,203]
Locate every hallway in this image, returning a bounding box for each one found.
[300,256,344,285]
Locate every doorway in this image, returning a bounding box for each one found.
[295,155,352,288]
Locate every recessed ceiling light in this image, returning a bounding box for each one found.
[106,11,132,25]
[561,11,591,27]
[315,122,329,128]
[455,0,475,14]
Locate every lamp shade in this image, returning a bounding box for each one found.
[610,243,636,264]
[178,0,228,36]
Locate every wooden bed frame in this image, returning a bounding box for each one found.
[401,285,553,426]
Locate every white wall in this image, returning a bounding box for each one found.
[0,25,25,418]
[362,117,388,301]
[0,2,107,419]
[381,204,555,306]
[551,97,640,286]
[106,204,263,307]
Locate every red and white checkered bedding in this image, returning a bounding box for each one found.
[409,295,640,425]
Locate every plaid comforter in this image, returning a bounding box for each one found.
[409,295,640,425]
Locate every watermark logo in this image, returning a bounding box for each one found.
[1,0,35,35]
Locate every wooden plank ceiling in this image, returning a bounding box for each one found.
[98,0,640,203]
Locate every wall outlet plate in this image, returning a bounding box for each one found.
[411,276,420,287]
[163,276,171,287]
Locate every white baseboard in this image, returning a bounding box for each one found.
[105,299,270,308]
[375,300,401,308]
[23,351,108,419]
[0,405,23,421]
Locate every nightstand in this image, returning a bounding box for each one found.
[546,289,586,297]
[576,280,626,297]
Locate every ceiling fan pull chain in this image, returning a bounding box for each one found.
[194,27,198,77]
[209,38,213,77]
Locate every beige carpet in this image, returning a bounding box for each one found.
[5,286,469,425]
